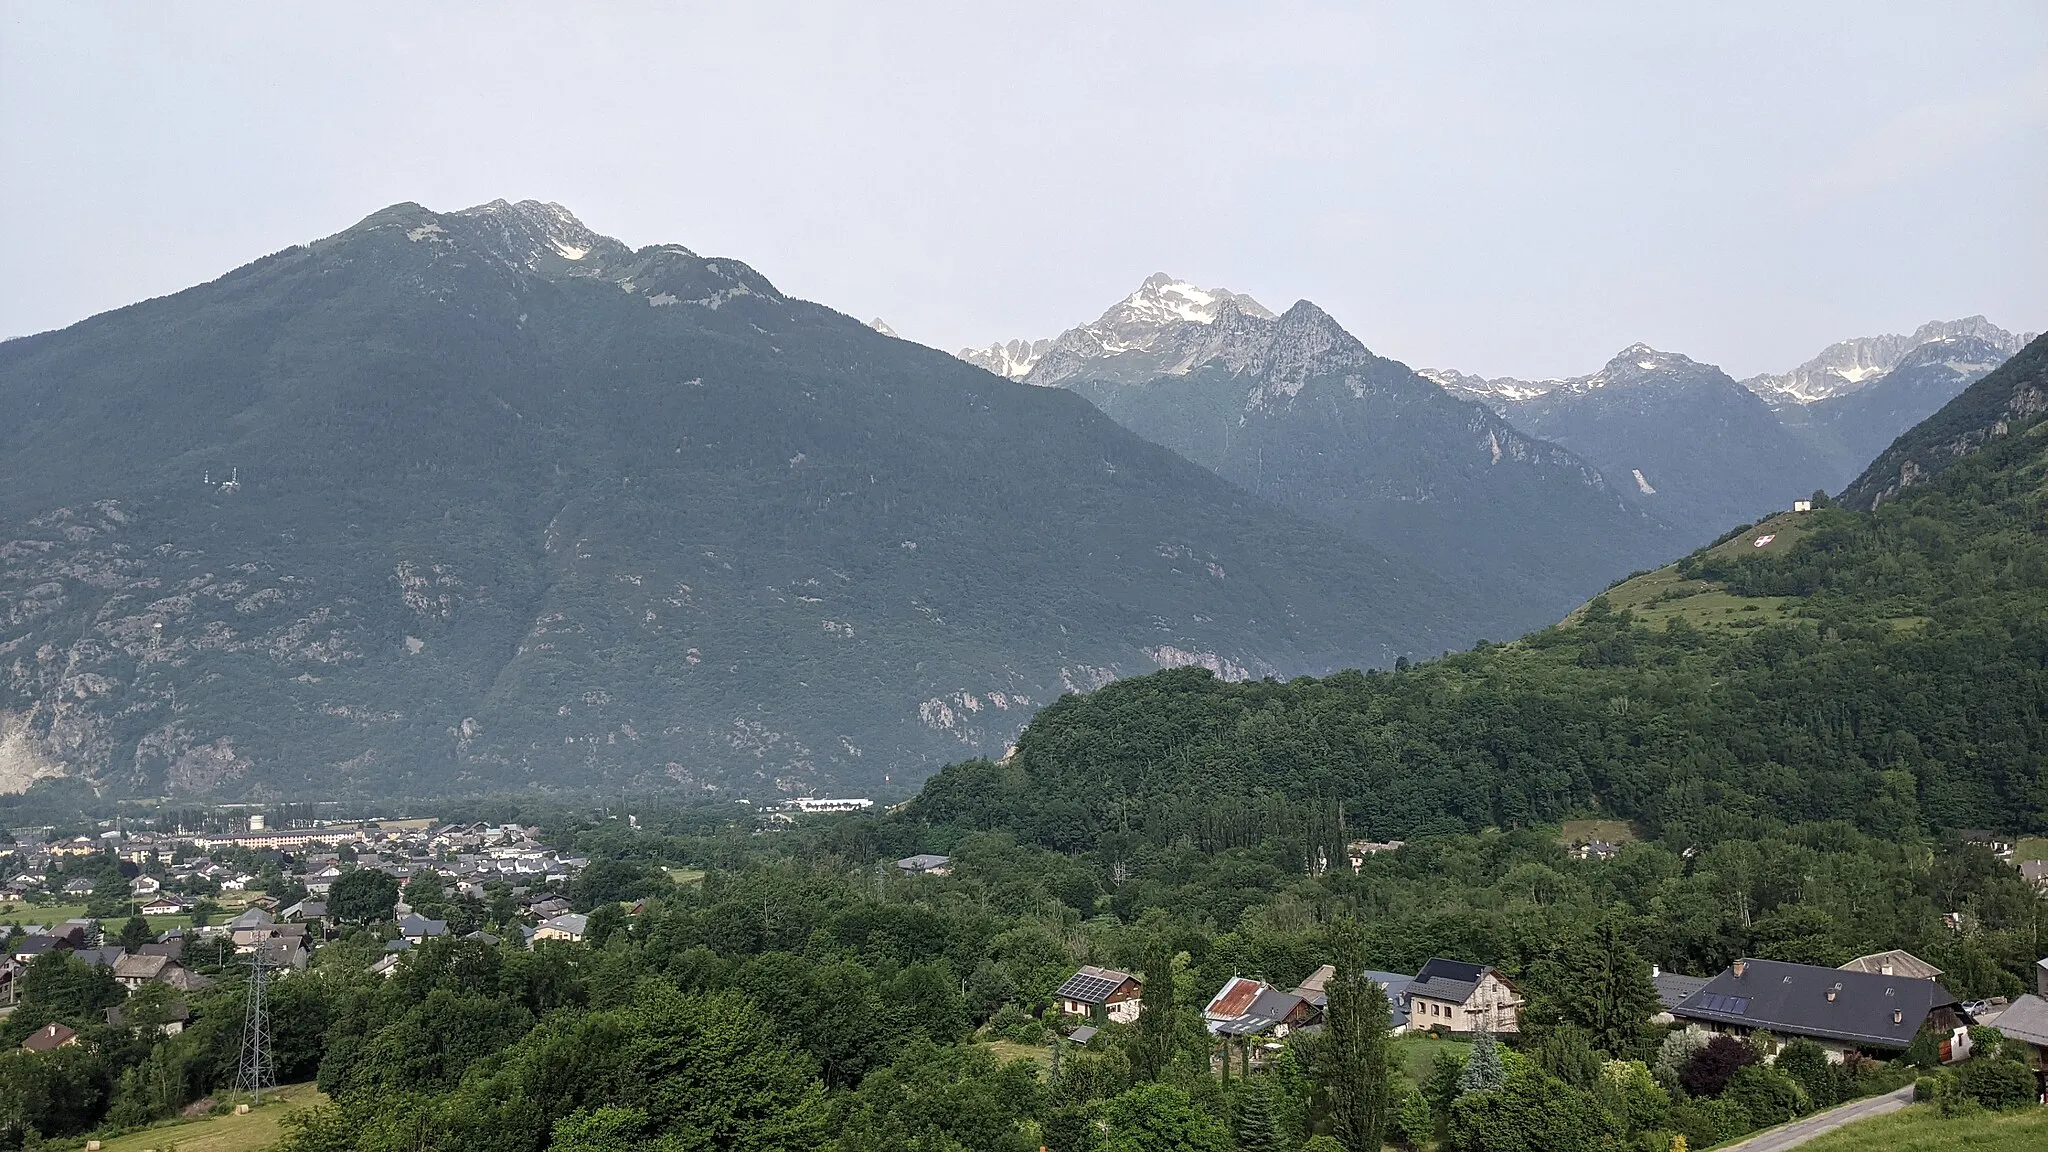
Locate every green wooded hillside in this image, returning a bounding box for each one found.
[906,334,2048,848]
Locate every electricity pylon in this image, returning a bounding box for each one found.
[235,947,276,1104]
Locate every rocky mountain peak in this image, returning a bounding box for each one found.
[1107,273,1275,329]
[442,199,640,272]
[1745,317,2033,407]
[1574,344,1718,392]
[956,275,1272,384]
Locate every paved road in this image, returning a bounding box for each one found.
[1718,1085,1915,1152]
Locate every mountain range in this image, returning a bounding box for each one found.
[1422,318,2035,533]
[0,202,1492,801]
[958,276,1681,627]
[3,202,2033,804]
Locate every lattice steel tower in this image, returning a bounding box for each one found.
[235,948,276,1103]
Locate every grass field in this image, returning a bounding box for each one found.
[1559,819,1637,847]
[1390,1034,1472,1090]
[0,901,193,935]
[664,867,706,886]
[1788,1101,2048,1151]
[982,1038,1054,1070]
[1566,511,1814,630]
[2016,837,2048,863]
[86,1082,326,1152]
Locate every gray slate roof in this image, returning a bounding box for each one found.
[1994,993,2048,1049]
[1654,972,1711,1010]
[1408,958,1488,1006]
[1672,958,1958,1050]
[1368,971,1415,1028]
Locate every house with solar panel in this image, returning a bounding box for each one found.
[1055,965,1144,1024]
[1671,958,1966,1062]
[1404,958,1524,1034]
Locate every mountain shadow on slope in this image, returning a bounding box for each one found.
[0,201,1486,800]
[978,277,1681,631]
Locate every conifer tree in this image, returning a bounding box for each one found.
[1459,1028,1505,1094]
[1231,1078,1285,1152]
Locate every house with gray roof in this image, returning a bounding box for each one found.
[1651,968,1711,1024]
[1405,958,1523,1034]
[1838,950,1943,981]
[1290,964,1413,1031]
[1672,958,1964,1060]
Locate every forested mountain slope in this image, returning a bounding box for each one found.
[1841,331,2048,510]
[906,337,2048,847]
[0,201,1484,800]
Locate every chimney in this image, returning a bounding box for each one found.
[1651,964,1662,978]
[1826,983,1840,1002]
[1733,960,1746,978]
[1893,1009,1904,1024]
[1880,962,1893,976]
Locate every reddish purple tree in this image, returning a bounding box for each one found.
[1680,1035,1759,1097]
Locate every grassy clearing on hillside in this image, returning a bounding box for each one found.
[84,1082,326,1152]
[982,1038,1054,1070]
[1568,512,1817,629]
[664,867,706,886]
[1559,819,1636,846]
[1391,1034,1472,1089]
[1786,1101,2048,1151]
[2016,837,2048,863]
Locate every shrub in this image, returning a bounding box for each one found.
[1773,1040,1835,1109]
[1395,1089,1433,1149]
[1597,1060,1671,1137]
[1966,1026,2004,1061]
[1446,1070,1621,1152]
[1670,1096,1752,1147]
[1957,1057,2037,1111]
[1654,1027,1711,1082]
[1724,1064,1805,1127]
[1679,1036,1757,1098]
[1904,1028,1940,1070]
[990,1002,1044,1044]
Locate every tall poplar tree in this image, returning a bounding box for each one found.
[1321,922,1394,1152]
[1134,939,1179,1080]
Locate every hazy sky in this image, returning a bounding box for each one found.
[4,3,2043,378]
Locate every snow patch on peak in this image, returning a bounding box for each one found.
[959,338,1052,380]
[1745,316,2029,407]
[867,318,899,338]
[1110,273,1274,329]
[1420,367,1560,405]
